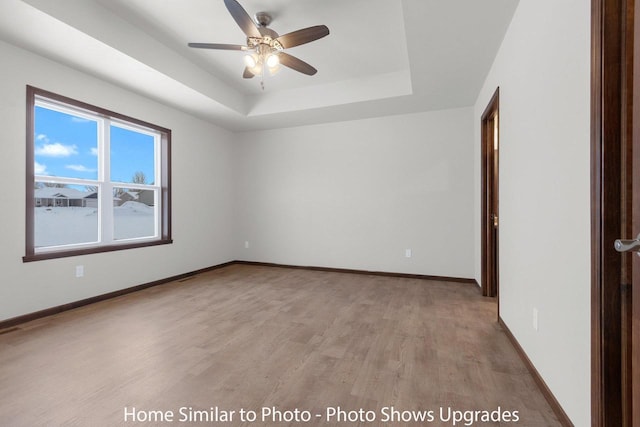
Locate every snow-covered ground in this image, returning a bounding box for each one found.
[35,201,155,248]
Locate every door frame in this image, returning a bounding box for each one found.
[481,87,500,299]
[591,0,633,424]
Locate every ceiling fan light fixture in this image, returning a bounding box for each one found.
[268,64,281,76]
[243,54,257,68]
[266,53,280,69]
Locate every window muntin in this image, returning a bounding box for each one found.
[25,86,171,261]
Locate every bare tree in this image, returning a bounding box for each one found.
[132,171,147,185]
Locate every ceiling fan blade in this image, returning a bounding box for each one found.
[188,43,248,51]
[279,53,317,75]
[243,67,255,79]
[276,25,329,49]
[224,0,261,38]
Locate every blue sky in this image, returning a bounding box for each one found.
[34,106,155,185]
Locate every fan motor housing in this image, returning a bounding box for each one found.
[255,12,272,27]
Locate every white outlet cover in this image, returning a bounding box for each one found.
[75,265,84,278]
[405,249,412,258]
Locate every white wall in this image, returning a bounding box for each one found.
[234,108,475,279]
[474,0,591,425]
[0,40,236,322]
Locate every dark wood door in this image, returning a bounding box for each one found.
[631,2,640,421]
[491,111,499,298]
[592,0,639,424]
[481,88,499,299]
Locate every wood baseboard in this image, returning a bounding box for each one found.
[498,317,574,427]
[0,261,235,331]
[234,260,477,284]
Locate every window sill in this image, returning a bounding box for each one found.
[23,239,173,262]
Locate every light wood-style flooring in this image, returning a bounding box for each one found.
[0,264,561,426]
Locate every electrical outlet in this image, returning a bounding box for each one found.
[405,249,412,258]
[244,241,250,249]
[75,265,84,278]
[532,307,539,331]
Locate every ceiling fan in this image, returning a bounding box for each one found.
[188,0,330,89]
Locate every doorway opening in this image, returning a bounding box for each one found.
[481,87,500,300]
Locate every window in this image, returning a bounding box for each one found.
[24,86,171,262]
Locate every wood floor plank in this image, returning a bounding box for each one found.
[0,264,562,426]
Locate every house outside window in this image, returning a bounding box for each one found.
[24,86,172,262]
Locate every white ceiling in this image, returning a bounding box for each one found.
[0,0,519,132]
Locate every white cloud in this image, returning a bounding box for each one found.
[36,134,49,142]
[34,161,48,175]
[71,117,91,123]
[90,147,98,156]
[35,142,78,157]
[65,164,96,173]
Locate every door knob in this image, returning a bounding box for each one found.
[614,233,640,252]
